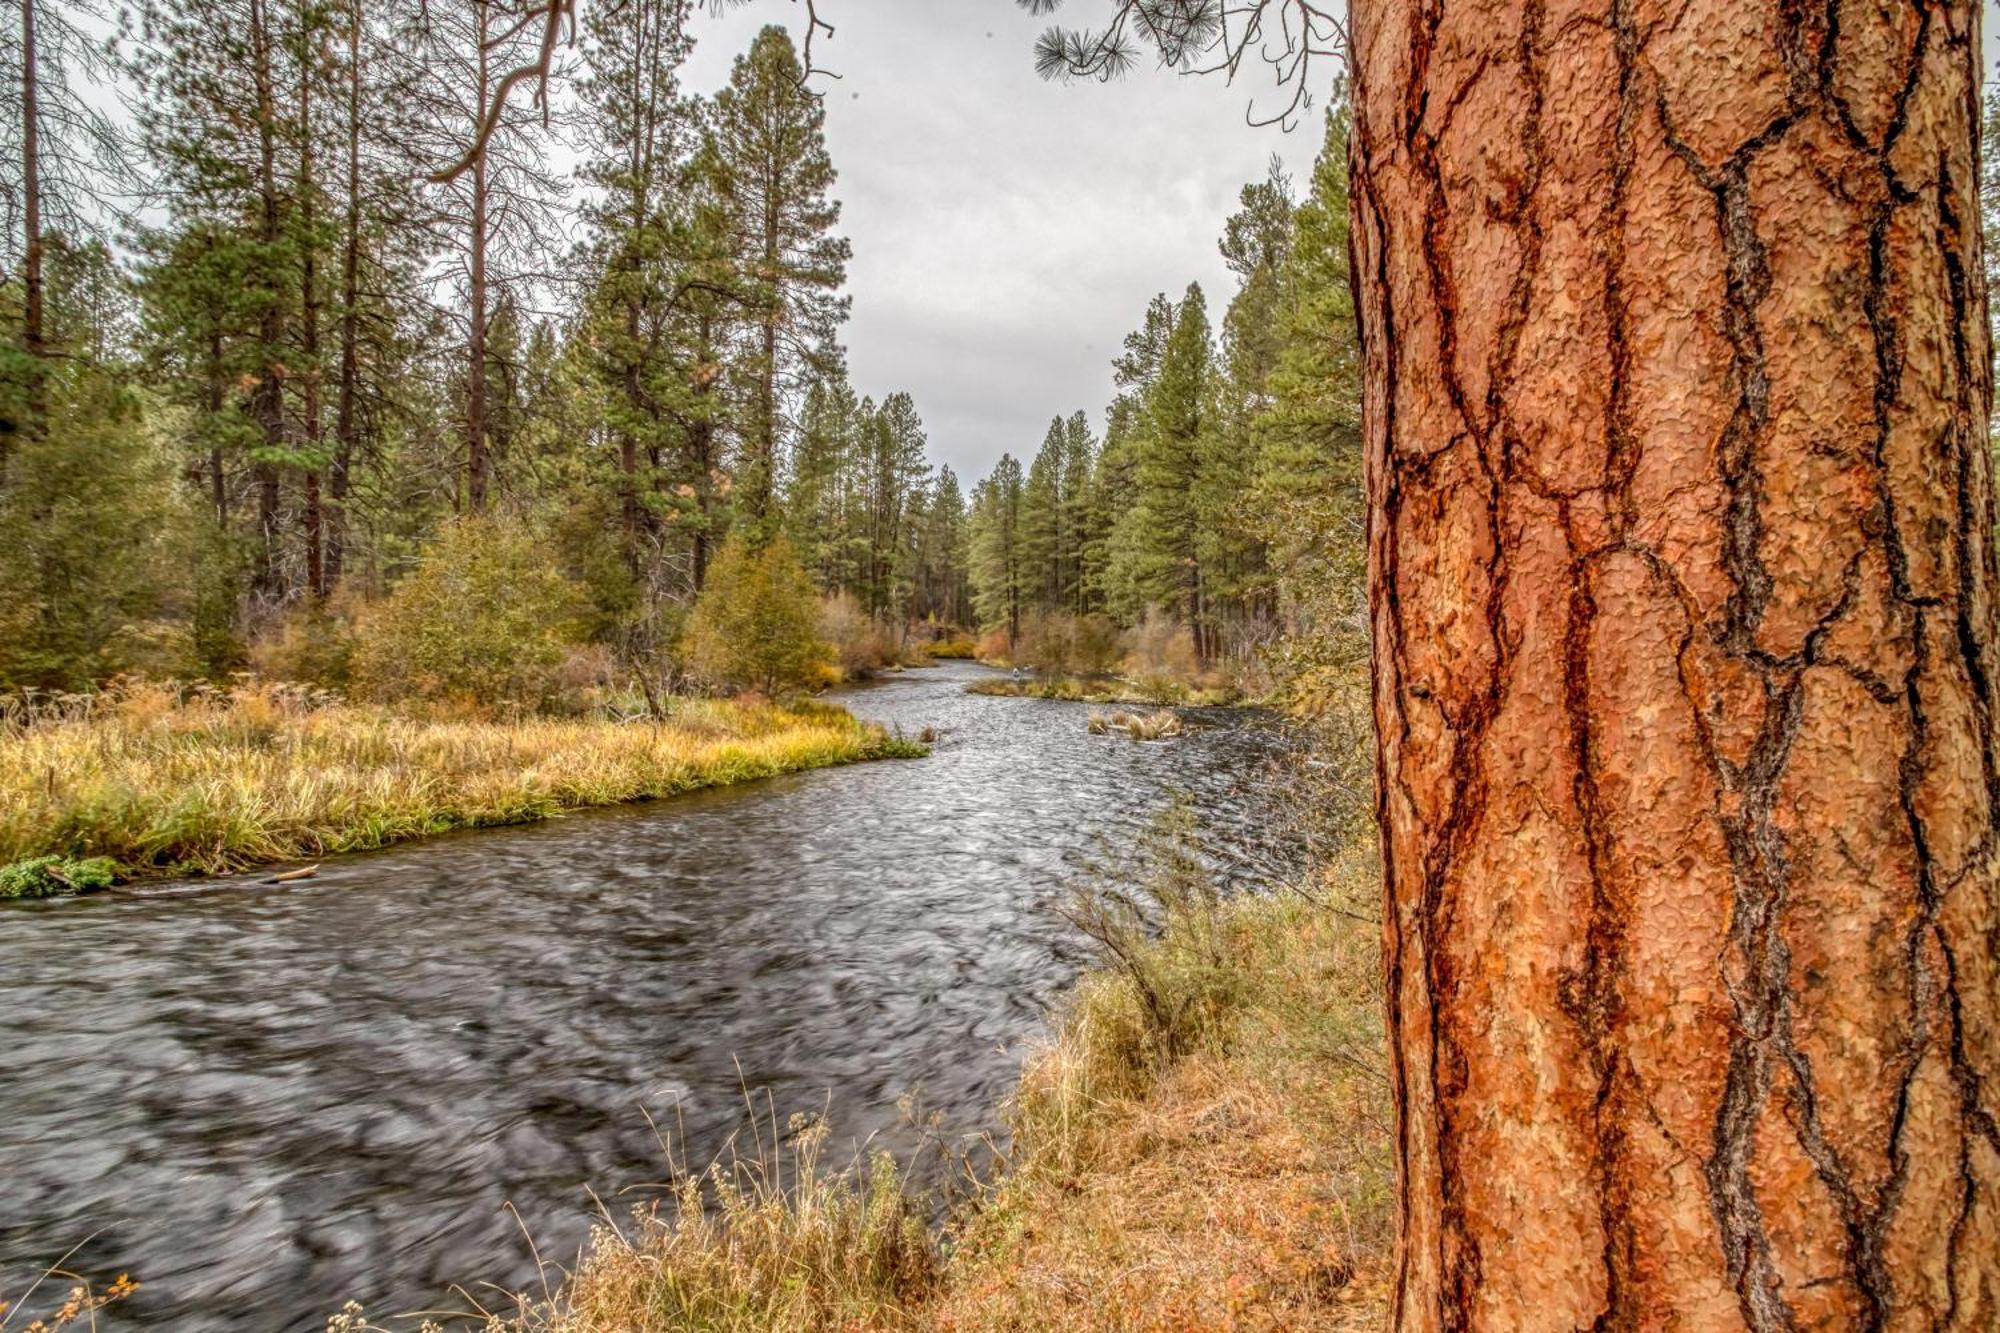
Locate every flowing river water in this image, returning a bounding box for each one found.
[0,663,1299,1329]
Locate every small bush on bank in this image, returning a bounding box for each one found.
[684,535,835,697]
[924,633,977,659]
[352,518,588,712]
[1013,611,1121,679]
[818,592,925,678]
[973,629,1011,665]
[1123,607,1201,703]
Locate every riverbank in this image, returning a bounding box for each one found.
[401,842,1391,1332]
[0,684,923,889]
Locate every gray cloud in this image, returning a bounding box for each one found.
[683,0,1327,483]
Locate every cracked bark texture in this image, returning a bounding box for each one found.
[1349,1,2000,1327]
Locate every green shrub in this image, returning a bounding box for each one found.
[1,855,118,899]
[683,534,835,697]
[352,517,588,711]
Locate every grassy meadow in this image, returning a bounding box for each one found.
[0,682,923,887]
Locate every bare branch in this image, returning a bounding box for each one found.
[426,0,576,183]
[704,0,838,86]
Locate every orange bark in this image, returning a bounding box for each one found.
[1349,1,2000,1327]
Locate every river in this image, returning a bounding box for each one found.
[0,662,1297,1329]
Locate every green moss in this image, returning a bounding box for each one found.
[0,854,119,899]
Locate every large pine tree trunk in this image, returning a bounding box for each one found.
[1349,1,2000,1326]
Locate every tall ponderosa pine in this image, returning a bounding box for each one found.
[131,0,318,602]
[578,0,698,573]
[1251,102,1361,694]
[1350,1,2000,1324]
[711,24,849,525]
[914,463,967,625]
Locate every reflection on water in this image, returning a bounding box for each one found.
[0,662,1295,1329]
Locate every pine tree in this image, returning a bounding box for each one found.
[1058,410,1097,614]
[130,0,320,603]
[968,452,1024,642]
[576,0,703,600]
[862,390,928,618]
[787,372,860,589]
[1112,282,1218,657]
[914,463,967,625]
[711,24,849,526]
[1250,101,1360,693]
[1020,415,1068,611]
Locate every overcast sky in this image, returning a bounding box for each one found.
[679,1,1329,485]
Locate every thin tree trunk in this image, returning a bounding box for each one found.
[691,310,717,591]
[250,0,286,602]
[16,0,44,458]
[208,325,228,524]
[465,4,490,513]
[754,181,780,523]
[328,0,362,589]
[1350,1,2000,1327]
[297,0,324,600]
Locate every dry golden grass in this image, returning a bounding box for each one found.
[1085,708,1185,740]
[0,682,920,881]
[931,851,1391,1333]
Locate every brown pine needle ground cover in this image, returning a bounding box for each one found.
[371,845,1391,1333]
[0,682,923,885]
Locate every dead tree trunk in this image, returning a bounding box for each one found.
[1349,0,2000,1326]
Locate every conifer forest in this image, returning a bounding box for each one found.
[3,1,1997,1330]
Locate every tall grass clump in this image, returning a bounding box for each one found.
[1085,707,1183,740]
[936,829,1391,1331]
[0,680,918,881]
[512,1123,939,1333]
